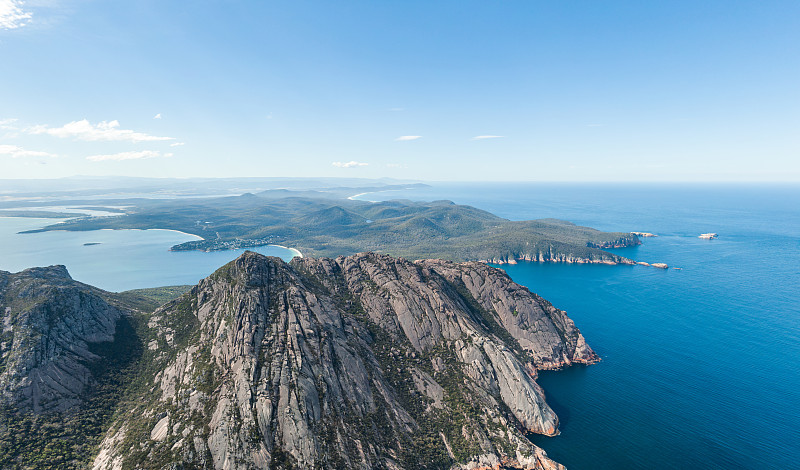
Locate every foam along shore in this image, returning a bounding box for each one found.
[631,231,658,237]
[699,233,718,239]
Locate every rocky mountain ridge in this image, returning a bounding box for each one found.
[1,252,598,469]
[93,252,596,470]
[0,266,122,413]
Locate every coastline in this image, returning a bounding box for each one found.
[347,186,419,201]
[266,244,303,258]
[143,228,204,240]
[93,228,204,240]
[347,192,371,200]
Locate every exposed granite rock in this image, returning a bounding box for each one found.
[481,252,636,266]
[586,233,642,249]
[94,252,596,470]
[0,266,121,413]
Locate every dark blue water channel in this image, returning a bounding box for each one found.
[360,183,800,469]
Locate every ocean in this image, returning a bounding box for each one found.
[356,183,800,469]
[1,183,798,468]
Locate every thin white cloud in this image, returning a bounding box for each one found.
[0,118,18,129]
[28,119,174,142]
[170,142,185,147]
[395,135,421,141]
[471,135,504,140]
[86,150,172,162]
[332,161,368,168]
[153,113,162,119]
[0,144,56,158]
[0,0,32,30]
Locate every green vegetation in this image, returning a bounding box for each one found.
[0,279,191,469]
[112,285,193,312]
[0,315,143,469]
[24,194,638,263]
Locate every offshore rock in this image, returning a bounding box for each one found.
[93,252,595,470]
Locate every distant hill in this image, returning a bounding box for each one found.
[25,195,640,264]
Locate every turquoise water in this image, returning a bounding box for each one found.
[359,183,800,469]
[0,217,298,292]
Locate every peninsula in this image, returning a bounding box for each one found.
[22,193,640,265]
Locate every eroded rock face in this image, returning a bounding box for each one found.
[0,266,121,413]
[94,252,595,470]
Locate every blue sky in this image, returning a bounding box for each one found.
[1,0,798,181]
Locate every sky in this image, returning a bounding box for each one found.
[1,0,799,182]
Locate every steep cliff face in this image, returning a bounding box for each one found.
[94,252,596,470]
[481,250,636,266]
[0,266,121,413]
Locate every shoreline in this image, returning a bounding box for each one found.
[94,228,204,240]
[347,192,371,200]
[264,244,303,258]
[144,228,205,240]
[347,186,419,202]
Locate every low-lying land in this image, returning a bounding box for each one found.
[22,192,640,264]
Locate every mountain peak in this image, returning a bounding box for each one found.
[18,264,72,281]
[91,252,593,469]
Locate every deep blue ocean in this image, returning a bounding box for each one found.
[357,183,800,469]
[1,184,798,468]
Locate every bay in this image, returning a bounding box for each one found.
[0,217,299,292]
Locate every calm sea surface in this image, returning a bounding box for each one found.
[1,184,798,469]
[0,217,298,292]
[358,183,800,470]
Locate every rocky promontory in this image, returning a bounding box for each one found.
[0,253,596,469]
[91,252,596,470]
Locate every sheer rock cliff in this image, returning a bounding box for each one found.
[92,252,596,470]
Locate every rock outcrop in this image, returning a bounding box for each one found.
[0,266,121,413]
[586,233,641,249]
[93,252,596,470]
